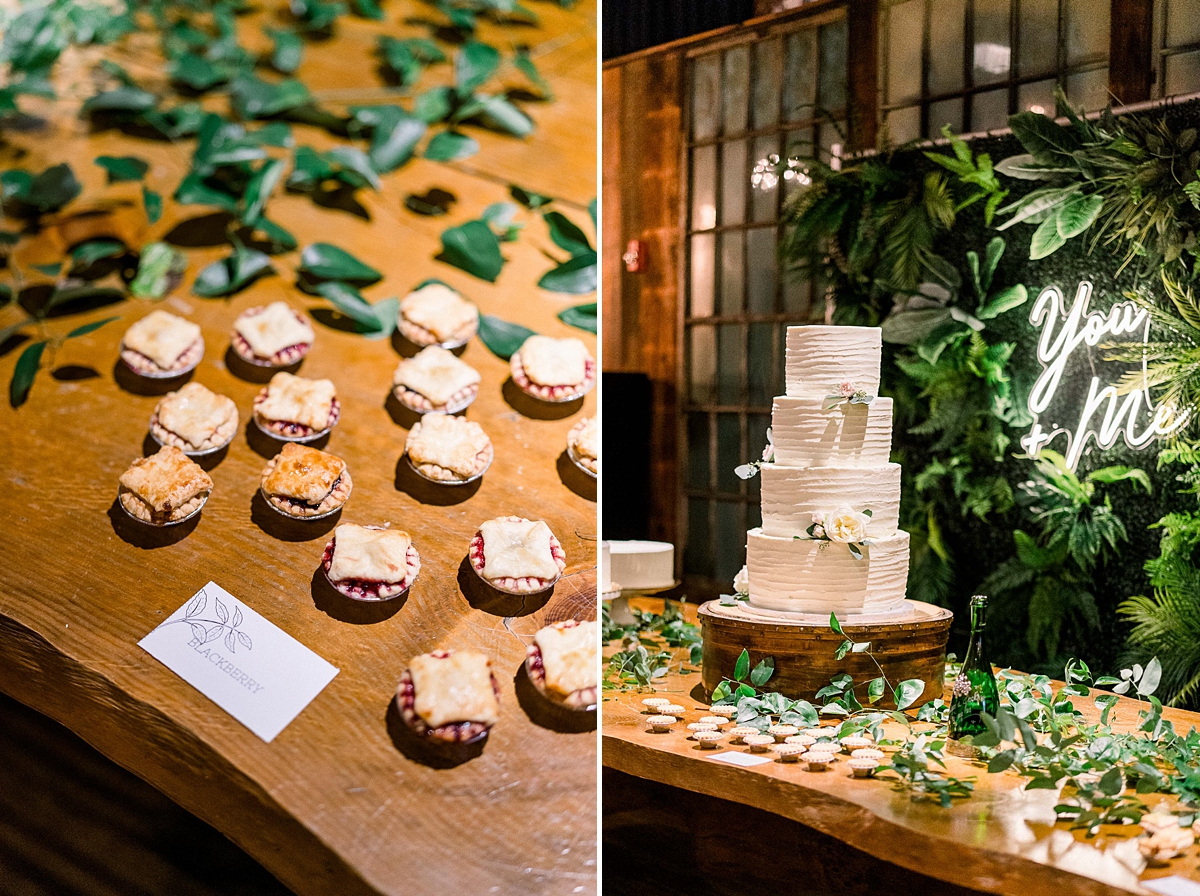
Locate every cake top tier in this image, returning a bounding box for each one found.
[785,326,882,398]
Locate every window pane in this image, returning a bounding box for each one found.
[752,133,780,222]
[1019,0,1060,77]
[691,145,717,230]
[1065,0,1108,64]
[818,18,848,111]
[690,233,715,317]
[720,231,744,316]
[929,0,966,95]
[721,139,747,226]
[715,501,746,587]
[1018,77,1057,114]
[782,269,812,316]
[723,45,751,136]
[746,227,778,314]
[748,323,775,407]
[685,498,713,578]
[887,106,921,143]
[818,123,844,167]
[1065,67,1108,111]
[972,87,1009,131]
[717,323,745,404]
[752,38,783,129]
[928,97,963,135]
[783,128,814,199]
[692,53,720,141]
[973,0,1012,86]
[783,29,818,121]
[687,413,711,490]
[689,325,716,402]
[887,0,924,104]
[1167,0,1200,48]
[716,413,742,495]
[1166,51,1200,97]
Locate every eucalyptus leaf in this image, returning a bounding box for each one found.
[170,53,227,91]
[557,302,596,333]
[230,76,311,119]
[463,94,534,137]
[476,313,535,360]
[265,28,304,74]
[350,105,426,173]
[142,186,162,224]
[749,657,774,687]
[65,316,118,339]
[130,242,186,299]
[414,86,453,123]
[174,172,240,213]
[70,239,126,270]
[193,247,274,297]
[299,243,383,284]
[326,146,381,190]
[10,340,46,407]
[240,158,285,225]
[23,163,81,214]
[544,210,592,256]
[94,155,148,183]
[734,648,750,682]
[894,679,925,711]
[538,251,596,294]
[440,219,504,281]
[249,217,298,252]
[82,86,157,114]
[514,49,552,98]
[455,41,500,93]
[314,282,396,338]
[425,131,479,162]
[511,184,552,209]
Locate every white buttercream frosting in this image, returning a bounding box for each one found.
[771,396,893,467]
[785,326,882,398]
[746,528,910,615]
[759,463,900,539]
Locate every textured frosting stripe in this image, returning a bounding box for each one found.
[759,462,901,538]
[746,528,909,615]
[771,396,893,467]
[786,326,882,398]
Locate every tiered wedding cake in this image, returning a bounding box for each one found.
[744,325,910,618]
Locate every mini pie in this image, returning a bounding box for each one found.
[392,346,481,413]
[120,310,204,376]
[469,516,567,594]
[405,413,493,483]
[510,335,596,401]
[396,649,501,745]
[525,620,597,710]
[397,283,479,347]
[119,445,213,524]
[231,301,314,367]
[260,443,352,518]
[253,372,340,439]
[567,416,597,475]
[322,524,420,600]
[150,382,238,454]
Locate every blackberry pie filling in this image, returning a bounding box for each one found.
[120,310,204,377]
[260,443,352,518]
[469,515,567,594]
[253,371,340,440]
[396,283,479,348]
[321,524,420,600]
[397,649,501,745]
[232,301,315,367]
[510,335,596,402]
[525,619,598,711]
[392,345,482,414]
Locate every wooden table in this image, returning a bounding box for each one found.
[0,4,597,895]
[604,599,1200,896]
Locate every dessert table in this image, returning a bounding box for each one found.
[0,3,597,895]
[604,599,1200,896]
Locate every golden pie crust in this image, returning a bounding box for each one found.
[397,283,479,346]
[567,417,597,474]
[118,446,213,523]
[260,443,352,517]
[150,382,239,452]
[405,414,493,482]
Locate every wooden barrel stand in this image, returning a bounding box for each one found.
[698,600,953,710]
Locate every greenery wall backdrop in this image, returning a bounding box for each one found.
[780,95,1200,695]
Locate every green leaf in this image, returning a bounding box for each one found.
[142,186,162,225]
[352,0,384,19]
[241,158,286,225]
[82,86,157,114]
[995,185,1080,230]
[1055,192,1104,240]
[1008,111,1080,158]
[544,210,592,256]
[538,251,596,294]
[351,106,426,173]
[1098,766,1124,796]
[749,657,774,687]
[988,750,1016,773]
[230,76,311,119]
[10,340,46,407]
[24,164,81,214]
[734,648,750,682]
[265,28,304,74]
[477,313,535,360]
[326,146,381,190]
[1139,657,1162,697]
[514,49,552,98]
[440,220,504,282]
[511,184,552,209]
[193,247,274,297]
[829,612,844,636]
[249,217,298,252]
[70,239,125,270]
[414,86,453,123]
[834,639,853,661]
[314,282,396,339]
[1029,214,1066,260]
[557,302,596,333]
[251,121,294,148]
[94,155,148,183]
[425,131,480,162]
[894,679,925,711]
[299,243,383,284]
[169,53,227,91]
[976,284,1028,320]
[65,316,118,339]
[173,173,239,213]
[867,676,886,704]
[130,242,187,299]
[461,93,534,137]
[455,41,500,92]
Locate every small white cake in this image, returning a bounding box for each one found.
[609,540,675,591]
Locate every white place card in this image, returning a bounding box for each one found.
[706,750,776,768]
[1145,877,1200,896]
[139,581,339,743]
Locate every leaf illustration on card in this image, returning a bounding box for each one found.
[186,589,207,618]
[205,626,224,644]
[232,607,243,629]
[225,629,237,653]
[237,631,253,651]
[215,596,229,624]
[188,622,207,642]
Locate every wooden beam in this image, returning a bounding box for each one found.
[847,0,880,151]
[1109,0,1155,105]
[602,64,625,372]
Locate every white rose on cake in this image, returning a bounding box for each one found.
[733,565,749,595]
[823,506,870,544]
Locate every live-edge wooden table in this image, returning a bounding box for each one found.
[0,3,598,895]
[604,599,1200,896]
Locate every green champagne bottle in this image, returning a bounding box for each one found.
[946,594,1000,758]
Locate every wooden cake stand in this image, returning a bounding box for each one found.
[699,600,953,710]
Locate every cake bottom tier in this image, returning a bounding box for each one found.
[746,528,910,616]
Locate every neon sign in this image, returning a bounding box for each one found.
[1020,280,1189,471]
